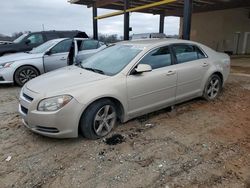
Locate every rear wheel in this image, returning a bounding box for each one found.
[14,66,39,86]
[203,74,222,101]
[80,99,117,139]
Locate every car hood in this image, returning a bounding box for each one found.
[0,52,43,64]
[26,66,109,94]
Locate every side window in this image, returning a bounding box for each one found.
[50,39,72,54]
[45,33,59,40]
[196,46,206,59]
[81,40,99,50]
[173,44,206,64]
[139,46,172,69]
[27,34,44,44]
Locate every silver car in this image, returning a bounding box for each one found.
[19,39,230,139]
[0,38,106,86]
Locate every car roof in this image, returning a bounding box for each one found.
[49,38,69,43]
[74,38,93,40]
[118,38,199,48]
[47,38,92,43]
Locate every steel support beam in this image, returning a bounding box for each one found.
[159,14,165,33]
[124,0,130,40]
[182,0,193,40]
[92,3,98,40]
[95,0,176,20]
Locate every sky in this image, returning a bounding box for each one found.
[0,0,180,37]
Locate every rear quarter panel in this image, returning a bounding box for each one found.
[200,44,230,88]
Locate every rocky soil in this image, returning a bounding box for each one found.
[0,62,250,188]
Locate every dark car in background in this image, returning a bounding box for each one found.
[0,30,88,56]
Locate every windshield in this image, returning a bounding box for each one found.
[81,44,142,76]
[13,34,28,43]
[29,40,58,54]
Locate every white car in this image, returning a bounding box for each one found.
[0,38,106,86]
[19,39,230,139]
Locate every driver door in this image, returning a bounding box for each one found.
[126,46,177,117]
[43,39,72,72]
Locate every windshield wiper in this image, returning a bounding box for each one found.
[82,66,105,75]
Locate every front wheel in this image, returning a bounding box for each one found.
[80,99,117,139]
[14,66,39,86]
[203,74,222,101]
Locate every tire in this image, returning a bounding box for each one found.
[203,74,222,101]
[80,99,117,139]
[14,66,39,86]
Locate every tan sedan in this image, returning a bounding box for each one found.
[19,39,230,139]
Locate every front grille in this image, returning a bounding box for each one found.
[0,76,4,81]
[23,93,34,101]
[35,126,59,133]
[21,105,28,115]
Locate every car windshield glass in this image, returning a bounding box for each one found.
[29,40,58,54]
[81,44,142,76]
[13,34,28,43]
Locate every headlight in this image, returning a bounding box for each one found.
[37,95,73,112]
[0,61,14,69]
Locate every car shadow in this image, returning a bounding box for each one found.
[130,97,207,124]
[0,83,18,89]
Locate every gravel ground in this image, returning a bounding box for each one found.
[0,60,250,188]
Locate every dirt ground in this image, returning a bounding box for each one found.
[0,59,250,188]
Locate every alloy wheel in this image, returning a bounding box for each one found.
[19,69,37,84]
[207,77,220,99]
[93,105,116,136]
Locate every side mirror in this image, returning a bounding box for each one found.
[134,64,152,74]
[25,39,31,45]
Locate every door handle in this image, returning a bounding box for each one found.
[166,70,176,76]
[202,62,209,67]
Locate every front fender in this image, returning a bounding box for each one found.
[11,58,45,74]
[70,76,128,123]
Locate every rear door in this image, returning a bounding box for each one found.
[171,44,209,102]
[43,39,72,72]
[127,46,177,117]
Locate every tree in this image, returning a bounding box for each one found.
[98,34,120,44]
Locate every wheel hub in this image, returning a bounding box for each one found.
[94,105,116,136]
[207,78,220,99]
[19,69,37,84]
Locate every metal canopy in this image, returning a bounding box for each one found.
[68,0,250,40]
[69,0,250,17]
